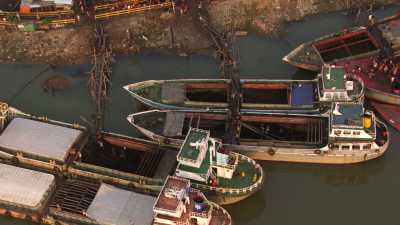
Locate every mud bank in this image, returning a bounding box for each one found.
[0,0,397,65]
[208,0,398,34]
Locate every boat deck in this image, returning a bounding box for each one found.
[336,57,396,94]
[86,183,156,225]
[205,156,259,189]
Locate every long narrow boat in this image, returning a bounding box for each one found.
[124,65,364,113]
[128,102,389,164]
[0,161,232,225]
[0,102,263,205]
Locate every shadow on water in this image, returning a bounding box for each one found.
[0,4,400,225]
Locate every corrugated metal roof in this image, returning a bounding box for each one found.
[0,118,82,161]
[87,184,156,225]
[0,163,54,208]
[21,0,73,7]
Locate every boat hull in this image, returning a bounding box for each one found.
[370,100,400,131]
[365,87,400,105]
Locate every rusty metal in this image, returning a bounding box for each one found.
[50,179,100,214]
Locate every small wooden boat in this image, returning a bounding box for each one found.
[0,161,232,225]
[0,102,262,205]
[128,102,389,164]
[124,65,364,113]
[283,13,400,71]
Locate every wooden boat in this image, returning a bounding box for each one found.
[0,102,262,205]
[284,13,400,107]
[283,13,400,72]
[128,102,389,164]
[0,161,232,225]
[124,65,364,113]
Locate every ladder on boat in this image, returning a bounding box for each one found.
[306,119,323,144]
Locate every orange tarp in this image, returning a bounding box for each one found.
[20,4,31,14]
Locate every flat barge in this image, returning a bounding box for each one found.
[0,161,232,225]
[124,65,364,114]
[128,102,389,164]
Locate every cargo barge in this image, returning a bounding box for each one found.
[128,102,389,164]
[0,102,263,205]
[0,161,232,225]
[124,65,364,114]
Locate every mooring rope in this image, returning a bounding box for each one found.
[8,64,52,104]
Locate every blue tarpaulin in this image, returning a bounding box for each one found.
[291,83,314,106]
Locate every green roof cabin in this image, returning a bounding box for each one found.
[318,64,354,102]
[175,128,238,183]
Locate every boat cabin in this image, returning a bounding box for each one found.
[329,102,377,151]
[153,176,214,225]
[175,128,238,183]
[318,65,356,102]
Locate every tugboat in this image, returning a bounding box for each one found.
[0,161,232,225]
[128,102,389,164]
[153,176,232,225]
[173,128,264,205]
[123,65,364,113]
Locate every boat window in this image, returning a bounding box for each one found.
[341,145,350,150]
[353,131,361,135]
[352,145,360,150]
[333,144,340,150]
[343,131,351,135]
[325,93,332,99]
[334,130,341,135]
[363,144,371,150]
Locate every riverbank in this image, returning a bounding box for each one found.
[0,0,397,65]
